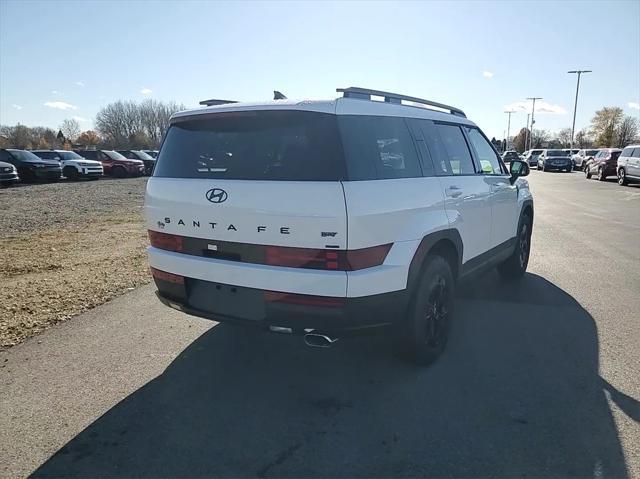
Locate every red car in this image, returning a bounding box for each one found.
[74,149,144,178]
[585,148,622,181]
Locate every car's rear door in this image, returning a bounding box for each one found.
[420,121,492,265]
[630,148,640,178]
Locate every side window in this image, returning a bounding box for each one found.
[0,150,10,162]
[632,149,640,158]
[464,127,503,174]
[338,115,422,180]
[621,147,634,157]
[120,151,135,159]
[99,152,110,161]
[433,124,476,175]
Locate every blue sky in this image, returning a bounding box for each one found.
[1,0,638,139]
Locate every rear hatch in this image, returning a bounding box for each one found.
[146,110,348,250]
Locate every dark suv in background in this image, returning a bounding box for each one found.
[74,150,144,178]
[0,149,62,182]
[585,148,622,181]
[116,150,156,175]
[537,149,572,172]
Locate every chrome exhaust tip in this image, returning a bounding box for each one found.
[304,333,339,348]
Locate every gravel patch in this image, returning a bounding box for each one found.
[0,178,151,347]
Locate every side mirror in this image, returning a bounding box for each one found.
[510,160,530,183]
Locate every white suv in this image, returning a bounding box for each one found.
[145,87,533,365]
[32,150,103,180]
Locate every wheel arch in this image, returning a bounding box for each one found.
[407,229,463,293]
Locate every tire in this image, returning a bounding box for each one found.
[63,166,79,181]
[598,167,606,181]
[112,166,127,178]
[618,168,628,186]
[497,212,532,280]
[395,255,454,366]
[585,167,592,179]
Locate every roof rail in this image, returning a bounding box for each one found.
[336,87,466,118]
[199,98,238,106]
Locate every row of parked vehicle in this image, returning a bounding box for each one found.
[0,148,159,187]
[501,146,640,186]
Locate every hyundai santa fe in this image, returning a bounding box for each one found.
[145,87,533,365]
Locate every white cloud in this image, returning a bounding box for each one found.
[629,102,640,110]
[140,88,152,95]
[12,104,23,110]
[504,100,567,115]
[72,116,89,122]
[44,101,77,110]
[482,71,494,78]
[75,81,85,87]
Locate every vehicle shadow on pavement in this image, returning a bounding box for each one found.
[32,272,635,478]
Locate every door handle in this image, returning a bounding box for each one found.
[445,186,463,198]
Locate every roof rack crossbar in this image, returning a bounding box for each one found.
[336,87,466,117]
[199,98,239,106]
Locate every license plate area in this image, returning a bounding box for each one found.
[187,279,265,321]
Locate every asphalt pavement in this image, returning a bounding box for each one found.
[1,170,639,478]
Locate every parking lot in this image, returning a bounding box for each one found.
[0,177,150,347]
[1,170,639,478]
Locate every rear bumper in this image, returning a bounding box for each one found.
[154,276,407,334]
[541,161,572,170]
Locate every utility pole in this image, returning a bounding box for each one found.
[527,97,542,150]
[568,70,592,152]
[524,113,530,152]
[504,110,515,151]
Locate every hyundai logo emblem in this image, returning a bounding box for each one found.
[206,188,228,203]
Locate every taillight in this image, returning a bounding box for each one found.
[346,244,392,270]
[264,291,345,308]
[265,246,345,270]
[148,230,184,253]
[264,244,391,271]
[150,267,184,284]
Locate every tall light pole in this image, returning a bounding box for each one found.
[527,97,542,151]
[568,70,592,151]
[504,110,515,151]
[524,113,530,152]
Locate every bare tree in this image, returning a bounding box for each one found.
[512,128,529,152]
[590,107,623,147]
[574,129,593,148]
[556,128,572,148]
[96,99,185,148]
[616,116,639,148]
[531,129,551,148]
[60,119,81,142]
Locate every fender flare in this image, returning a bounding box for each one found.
[407,228,463,292]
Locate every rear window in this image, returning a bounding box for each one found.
[547,150,568,156]
[154,111,346,181]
